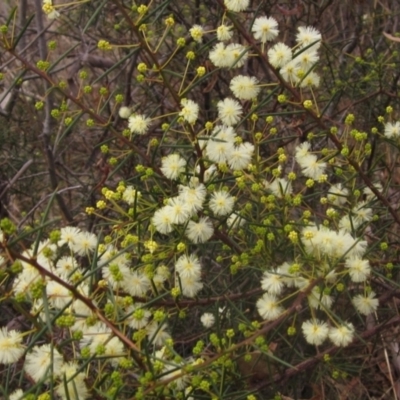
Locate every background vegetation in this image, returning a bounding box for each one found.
[1,0,400,399]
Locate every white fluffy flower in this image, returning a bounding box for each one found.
[345,257,371,282]
[80,322,111,353]
[209,43,230,68]
[118,106,131,119]
[212,125,237,142]
[56,256,79,279]
[58,226,81,248]
[152,206,174,234]
[300,154,327,180]
[224,0,249,12]
[299,71,320,88]
[261,270,285,295]
[176,254,202,280]
[352,292,379,315]
[122,185,141,205]
[161,154,187,180]
[179,275,204,297]
[178,184,207,213]
[160,363,189,390]
[24,344,63,382]
[205,125,236,163]
[256,293,284,321]
[201,313,215,328]
[189,24,205,43]
[209,190,235,216]
[363,182,383,201]
[217,97,243,126]
[205,137,234,164]
[166,197,192,224]
[209,42,248,68]
[296,26,321,50]
[268,178,293,198]
[147,322,171,347]
[384,121,400,139]
[227,213,245,229]
[104,336,125,364]
[217,24,233,41]
[99,244,130,268]
[252,16,279,43]
[308,287,333,310]
[55,362,89,400]
[46,281,72,309]
[126,303,151,330]
[230,75,260,100]
[268,42,292,68]
[225,43,248,68]
[329,323,355,347]
[123,271,151,297]
[351,201,373,226]
[0,328,25,364]
[180,99,199,124]
[203,164,217,182]
[338,215,358,232]
[295,141,311,160]
[280,60,301,85]
[70,231,97,256]
[185,217,214,243]
[301,319,329,346]
[294,50,319,71]
[128,114,151,134]
[9,389,25,400]
[327,183,348,206]
[228,142,254,170]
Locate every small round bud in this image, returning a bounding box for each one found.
[186,51,196,60]
[177,37,186,47]
[51,109,60,118]
[137,5,148,15]
[197,66,206,76]
[48,40,57,50]
[137,63,147,73]
[165,17,175,27]
[97,40,112,50]
[35,101,44,110]
[277,94,286,103]
[99,87,108,96]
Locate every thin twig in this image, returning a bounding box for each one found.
[0,159,33,200]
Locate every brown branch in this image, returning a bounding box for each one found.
[256,314,400,391]
[159,287,263,308]
[251,287,400,391]
[141,278,322,396]
[2,244,147,371]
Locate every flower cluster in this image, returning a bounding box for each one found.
[267,26,321,88]
[2,0,398,398]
